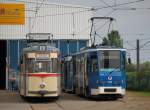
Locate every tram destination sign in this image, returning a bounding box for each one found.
[0,3,25,25]
[36,54,49,59]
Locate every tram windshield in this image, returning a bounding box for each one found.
[99,50,120,70]
[26,58,60,73]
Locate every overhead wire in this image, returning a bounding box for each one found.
[36,0,144,18]
[114,7,150,10]
[76,9,116,36]
[5,0,147,40]
[124,41,136,49]
[30,0,45,32]
[3,0,145,19]
[140,41,150,49]
[95,0,144,10]
[140,37,150,41]
[98,0,115,10]
[90,9,117,44]
[11,0,144,18]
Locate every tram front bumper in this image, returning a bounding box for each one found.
[91,87,125,96]
[28,90,57,96]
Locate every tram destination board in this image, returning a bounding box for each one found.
[36,54,49,59]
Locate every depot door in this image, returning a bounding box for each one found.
[0,40,7,89]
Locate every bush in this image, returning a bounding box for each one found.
[140,61,150,73]
[126,64,136,72]
[126,62,150,91]
[127,72,150,91]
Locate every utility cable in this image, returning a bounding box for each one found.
[98,0,115,10]
[11,0,144,18]
[124,41,136,49]
[76,9,116,35]
[30,0,45,32]
[95,0,144,10]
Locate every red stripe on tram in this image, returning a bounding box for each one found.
[27,73,62,77]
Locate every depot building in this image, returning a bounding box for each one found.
[0,1,92,90]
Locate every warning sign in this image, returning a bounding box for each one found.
[0,3,25,25]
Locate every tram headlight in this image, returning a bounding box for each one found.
[40,83,46,89]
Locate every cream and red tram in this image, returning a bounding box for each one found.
[19,44,61,98]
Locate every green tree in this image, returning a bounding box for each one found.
[102,30,123,48]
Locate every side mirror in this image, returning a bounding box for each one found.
[128,58,132,64]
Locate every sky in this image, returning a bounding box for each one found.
[6,0,150,63]
[46,0,150,64]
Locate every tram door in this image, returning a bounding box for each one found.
[0,40,7,89]
[88,52,99,89]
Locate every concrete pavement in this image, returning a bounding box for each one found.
[0,90,150,110]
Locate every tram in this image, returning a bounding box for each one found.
[63,46,126,99]
[19,34,61,98]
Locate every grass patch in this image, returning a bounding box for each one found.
[132,91,150,97]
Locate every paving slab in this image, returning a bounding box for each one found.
[30,103,63,110]
[0,90,24,103]
[0,104,31,110]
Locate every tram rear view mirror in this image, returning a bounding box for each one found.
[128,58,132,64]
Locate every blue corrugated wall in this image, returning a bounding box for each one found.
[8,39,88,90]
[69,41,77,54]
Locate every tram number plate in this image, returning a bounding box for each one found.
[104,88,116,92]
[36,54,49,58]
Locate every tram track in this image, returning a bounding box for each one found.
[55,101,66,110]
[29,105,35,110]
[118,98,126,103]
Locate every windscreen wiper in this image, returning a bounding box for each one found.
[107,66,120,77]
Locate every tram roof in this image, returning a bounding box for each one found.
[74,46,126,55]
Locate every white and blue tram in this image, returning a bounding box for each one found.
[63,46,126,99]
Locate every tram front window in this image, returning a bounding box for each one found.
[34,61,51,73]
[99,50,120,70]
[26,58,59,73]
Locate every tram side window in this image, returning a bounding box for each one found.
[88,54,98,72]
[19,56,23,72]
[26,59,34,73]
[122,51,126,70]
[81,57,84,74]
[91,59,98,72]
[76,55,81,78]
[52,58,60,73]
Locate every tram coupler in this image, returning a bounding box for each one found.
[39,90,49,96]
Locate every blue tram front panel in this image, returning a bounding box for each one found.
[88,50,126,97]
